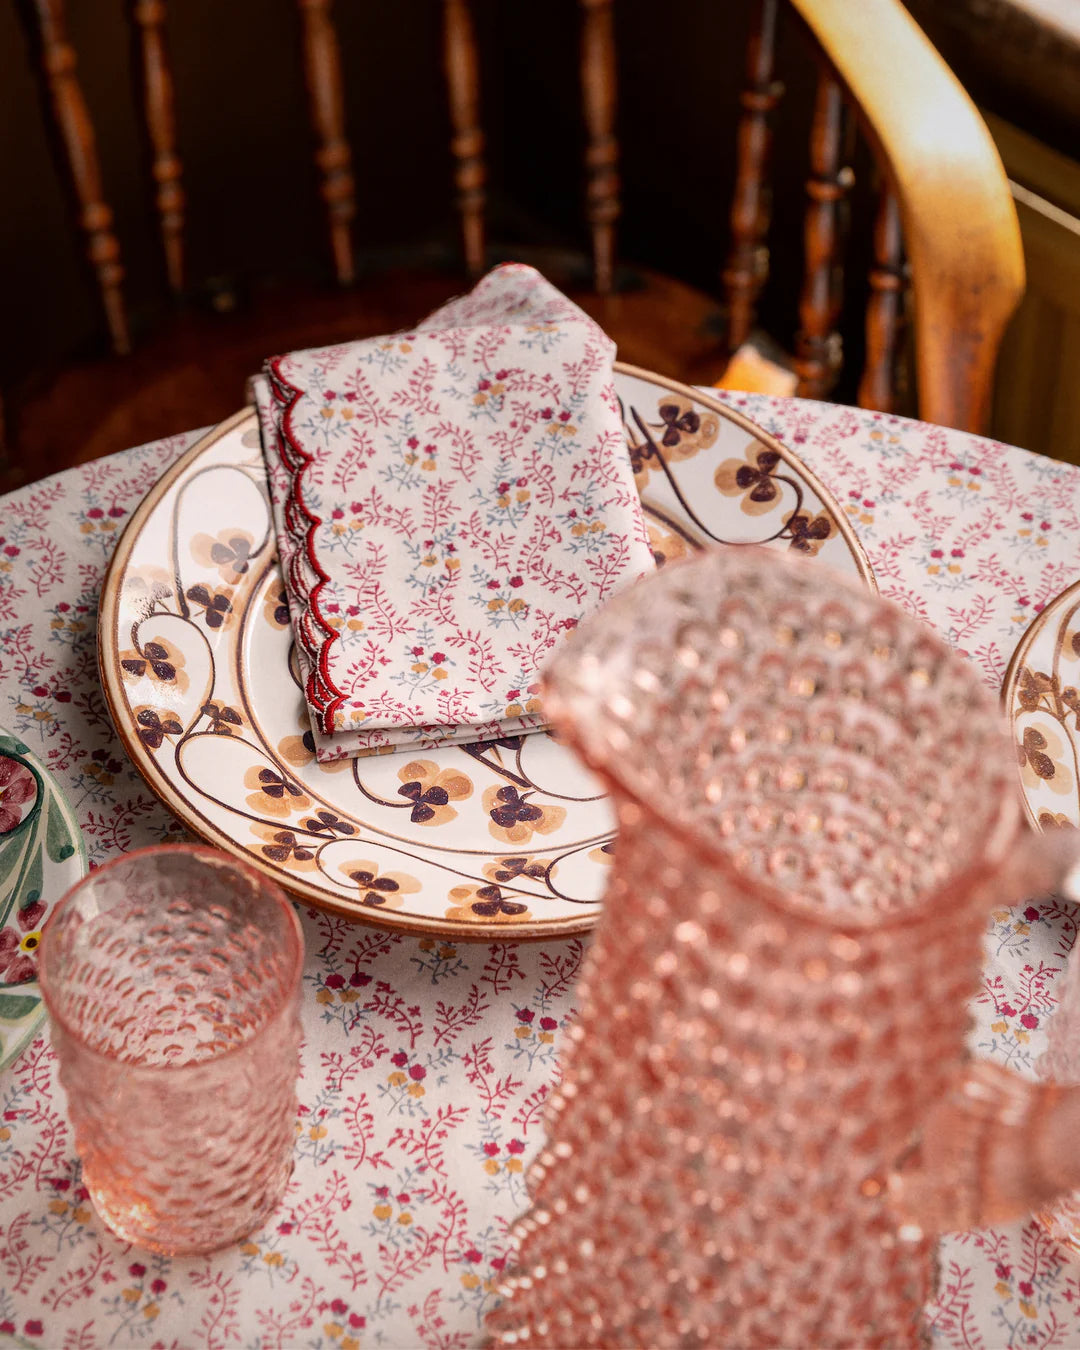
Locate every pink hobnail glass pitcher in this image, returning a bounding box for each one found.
[484,546,1080,1349]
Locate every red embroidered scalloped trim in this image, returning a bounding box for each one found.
[266,357,350,736]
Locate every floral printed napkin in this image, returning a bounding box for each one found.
[256,263,654,761]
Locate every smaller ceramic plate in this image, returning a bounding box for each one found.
[0,729,87,1071]
[1002,579,1080,831]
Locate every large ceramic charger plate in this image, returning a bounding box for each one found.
[99,364,874,938]
[1002,578,1080,831]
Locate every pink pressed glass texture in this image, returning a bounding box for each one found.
[1038,950,1080,1253]
[485,547,1027,1349]
[39,845,303,1255]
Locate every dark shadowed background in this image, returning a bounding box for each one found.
[2,0,1077,468]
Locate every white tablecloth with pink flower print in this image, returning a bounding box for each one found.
[1,397,1079,1350]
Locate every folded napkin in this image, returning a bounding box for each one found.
[256,263,654,761]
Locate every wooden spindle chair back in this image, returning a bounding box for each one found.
[16,0,1023,479]
[717,0,1023,434]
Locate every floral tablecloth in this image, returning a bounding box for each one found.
[0,396,1079,1350]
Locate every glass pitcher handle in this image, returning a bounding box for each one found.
[1000,822,1080,907]
[889,824,1080,1237]
[889,1062,1080,1236]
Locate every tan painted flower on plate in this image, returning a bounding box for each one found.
[1016,667,1053,714]
[653,397,720,461]
[201,701,244,736]
[277,723,350,775]
[445,882,533,924]
[627,398,720,483]
[482,784,566,845]
[250,823,319,871]
[184,583,236,631]
[264,584,291,630]
[714,441,783,517]
[482,855,550,886]
[118,635,190,695]
[339,859,421,912]
[244,765,312,818]
[785,508,836,556]
[191,530,256,585]
[1015,666,1080,721]
[1037,810,1077,830]
[132,704,183,752]
[396,760,473,826]
[121,567,174,620]
[646,519,692,569]
[1017,722,1075,796]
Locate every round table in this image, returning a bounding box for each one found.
[1,394,1078,1349]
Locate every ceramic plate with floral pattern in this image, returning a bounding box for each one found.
[0,729,86,1070]
[1003,578,1080,831]
[98,364,874,937]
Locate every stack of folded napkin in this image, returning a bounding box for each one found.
[255,263,655,762]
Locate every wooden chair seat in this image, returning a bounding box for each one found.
[6,260,726,486]
[5,0,1025,486]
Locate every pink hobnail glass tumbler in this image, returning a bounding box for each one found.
[38,844,303,1255]
[486,546,1080,1349]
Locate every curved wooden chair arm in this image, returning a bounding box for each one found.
[789,0,1025,433]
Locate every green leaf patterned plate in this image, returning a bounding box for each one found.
[0,729,87,1071]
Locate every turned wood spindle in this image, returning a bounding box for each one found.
[858,185,905,414]
[31,0,129,355]
[794,69,854,399]
[132,0,184,295]
[580,0,620,296]
[722,0,782,354]
[297,0,356,287]
[442,0,486,278]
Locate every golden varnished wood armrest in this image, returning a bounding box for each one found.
[789,0,1025,433]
